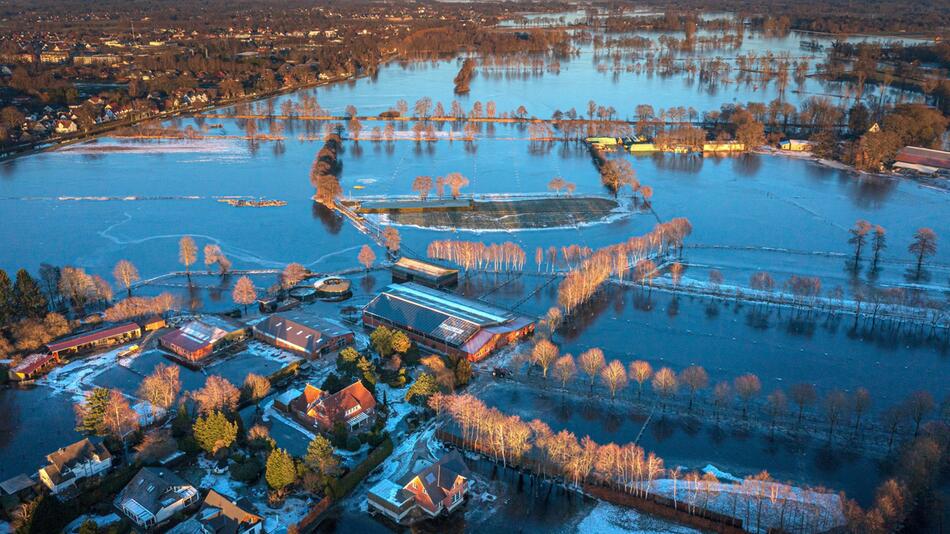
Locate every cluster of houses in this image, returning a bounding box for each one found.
[0,257,536,530]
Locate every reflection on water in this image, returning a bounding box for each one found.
[480,381,883,506]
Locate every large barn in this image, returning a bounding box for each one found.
[362,283,535,361]
[252,312,353,358]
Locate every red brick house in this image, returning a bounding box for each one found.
[289,381,376,432]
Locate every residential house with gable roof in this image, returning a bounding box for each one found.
[38,438,112,495]
[367,451,470,524]
[115,467,199,530]
[288,381,376,432]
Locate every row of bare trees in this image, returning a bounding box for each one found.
[410,172,470,200]
[427,240,526,272]
[530,339,943,447]
[433,393,843,533]
[556,218,693,313]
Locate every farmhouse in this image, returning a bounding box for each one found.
[362,283,535,361]
[390,257,459,288]
[159,316,246,363]
[38,438,112,495]
[47,322,142,358]
[8,352,59,381]
[367,451,469,524]
[252,312,353,358]
[115,467,199,530]
[288,381,376,431]
[779,139,812,152]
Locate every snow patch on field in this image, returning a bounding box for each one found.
[575,501,701,534]
[39,346,129,402]
[63,513,121,533]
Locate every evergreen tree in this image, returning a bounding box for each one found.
[74,387,111,435]
[455,358,473,386]
[304,435,340,481]
[405,373,439,404]
[193,410,238,454]
[265,448,296,493]
[78,519,99,534]
[14,269,48,319]
[0,269,14,326]
[171,403,193,437]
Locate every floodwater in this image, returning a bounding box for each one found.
[479,380,883,506]
[0,17,946,521]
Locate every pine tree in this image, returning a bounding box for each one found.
[13,269,48,319]
[405,373,439,404]
[305,435,340,480]
[265,448,296,493]
[454,358,473,386]
[193,410,238,454]
[0,269,14,326]
[74,387,111,435]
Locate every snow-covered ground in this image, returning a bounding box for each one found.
[62,513,122,534]
[645,465,846,534]
[38,346,130,402]
[575,501,701,534]
[241,340,303,366]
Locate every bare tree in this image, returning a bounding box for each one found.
[823,390,849,440]
[382,227,401,254]
[179,236,198,280]
[904,391,934,437]
[553,354,576,389]
[600,360,628,400]
[871,225,887,269]
[765,389,787,434]
[358,245,376,270]
[232,275,257,314]
[790,382,817,424]
[138,363,181,414]
[445,172,470,199]
[908,228,937,278]
[113,260,140,297]
[852,387,871,435]
[651,367,678,410]
[734,373,761,418]
[102,389,139,442]
[548,176,567,195]
[193,375,240,414]
[243,373,271,402]
[629,360,653,400]
[579,348,606,392]
[680,365,708,410]
[532,339,559,379]
[848,219,872,263]
[412,175,434,201]
[713,381,731,421]
[281,263,308,288]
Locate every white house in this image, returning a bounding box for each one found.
[115,468,199,530]
[38,438,113,495]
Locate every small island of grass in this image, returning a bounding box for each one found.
[356,196,625,230]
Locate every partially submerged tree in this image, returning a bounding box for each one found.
[232,275,257,314]
[908,227,937,278]
[179,236,198,280]
[113,260,140,297]
[358,245,376,270]
[531,339,559,379]
[629,360,653,400]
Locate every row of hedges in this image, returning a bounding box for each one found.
[327,436,394,499]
